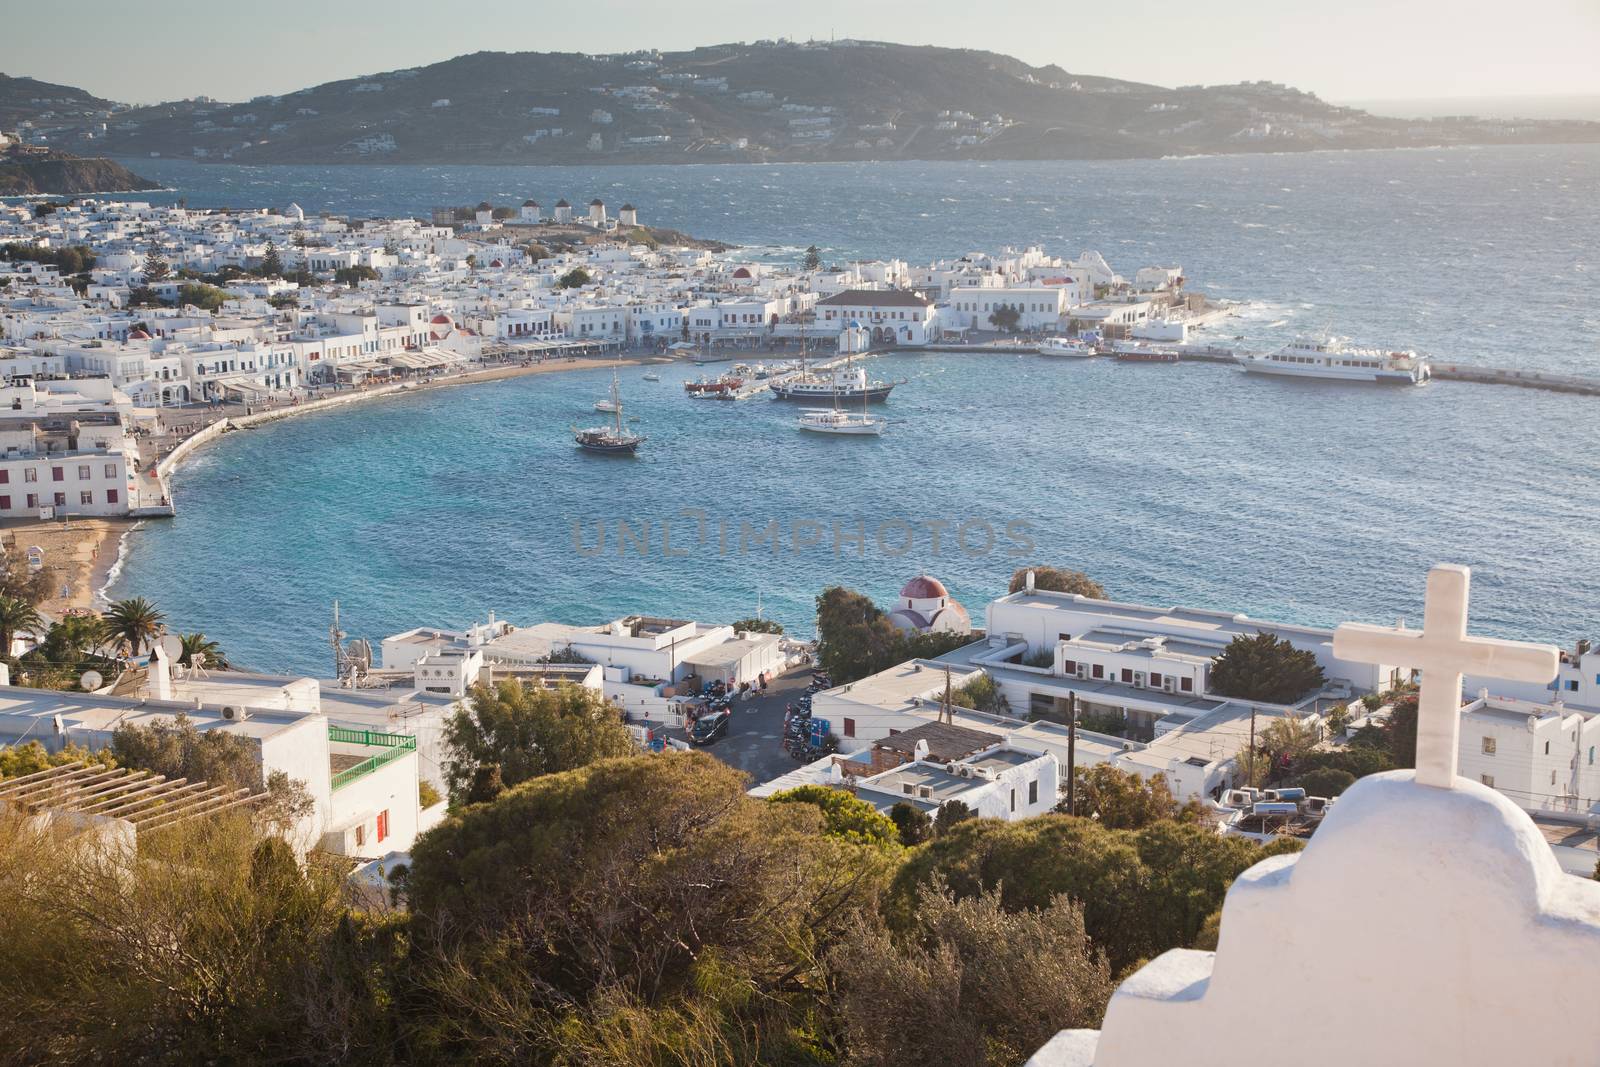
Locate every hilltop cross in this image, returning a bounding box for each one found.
[1333,564,1559,789]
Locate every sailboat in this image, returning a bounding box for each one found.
[797,367,886,436]
[573,371,644,454]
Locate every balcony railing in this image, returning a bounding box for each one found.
[328,726,417,791]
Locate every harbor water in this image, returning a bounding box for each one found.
[106,147,1600,674]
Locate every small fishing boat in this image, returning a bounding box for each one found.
[594,398,620,413]
[685,374,744,397]
[642,371,661,382]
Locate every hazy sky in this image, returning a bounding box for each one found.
[5,0,1597,105]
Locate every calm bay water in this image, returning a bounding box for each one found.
[107,149,1600,674]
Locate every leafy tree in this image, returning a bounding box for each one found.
[1008,565,1106,598]
[177,283,234,312]
[110,713,313,833]
[1207,631,1327,703]
[935,798,975,837]
[829,881,1112,1067]
[33,613,111,670]
[987,304,1022,332]
[177,631,226,669]
[0,809,398,1064]
[1078,709,1128,736]
[900,629,979,661]
[259,239,283,277]
[332,265,378,288]
[105,596,164,657]
[1383,692,1418,769]
[947,672,1010,715]
[769,784,900,849]
[1059,765,1206,829]
[267,291,299,309]
[800,244,822,271]
[419,779,442,809]
[407,752,888,1063]
[815,585,901,685]
[0,739,114,779]
[0,553,54,607]
[889,813,1300,973]
[125,285,163,307]
[1294,766,1357,797]
[730,616,783,634]
[381,237,398,257]
[141,247,170,285]
[0,595,42,656]
[442,679,634,805]
[888,800,932,847]
[556,267,591,289]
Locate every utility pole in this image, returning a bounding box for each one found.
[1248,705,1258,788]
[1066,691,1078,816]
[941,664,952,725]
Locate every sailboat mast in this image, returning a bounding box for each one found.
[612,370,622,434]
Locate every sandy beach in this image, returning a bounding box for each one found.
[5,352,663,621]
[0,516,136,616]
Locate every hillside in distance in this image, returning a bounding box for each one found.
[8,41,1600,166]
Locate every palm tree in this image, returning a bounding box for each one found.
[106,597,165,658]
[178,632,226,669]
[0,595,42,657]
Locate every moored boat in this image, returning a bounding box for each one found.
[574,371,644,455]
[1235,335,1430,384]
[797,408,886,435]
[1038,336,1097,358]
[770,363,902,403]
[1112,342,1180,363]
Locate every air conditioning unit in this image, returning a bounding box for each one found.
[902,782,914,795]
[1163,678,1177,693]
[918,785,933,799]
[1134,671,1147,688]
[959,765,973,778]
[1075,665,1088,679]
[220,705,248,721]
[945,763,959,774]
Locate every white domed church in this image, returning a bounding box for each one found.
[888,575,970,635]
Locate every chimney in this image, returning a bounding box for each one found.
[1025,569,1036,593]
[913,738,929,762]
[151,645,173,701]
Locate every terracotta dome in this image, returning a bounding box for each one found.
[430,313,452,325]
[127,328,150,340]
[489,259,503,268]
[900,575,948,600]
[731,266,752,279]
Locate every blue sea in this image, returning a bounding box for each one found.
[106,149,1600,675]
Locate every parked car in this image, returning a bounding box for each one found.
[690,708,732,745]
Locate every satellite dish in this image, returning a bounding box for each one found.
[157,634,184,660]
[79,670,103,691]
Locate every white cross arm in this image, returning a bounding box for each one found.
[1333,624,1559,685]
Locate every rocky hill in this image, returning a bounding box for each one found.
[7,42,1600,166]
[0,150,157,195]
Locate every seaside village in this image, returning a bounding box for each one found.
[0,193,1212,519]
[4,195,1600,1064]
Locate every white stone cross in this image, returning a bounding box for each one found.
[1333,564,1559,788]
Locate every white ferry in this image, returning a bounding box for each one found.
[1037,336,1097,358]
[1236,336,1430,384]
[796,408,885,436]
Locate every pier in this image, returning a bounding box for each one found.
[907,341,1600,398]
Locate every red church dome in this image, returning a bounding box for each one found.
[900,575,948,600]
[430,313,452,325]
